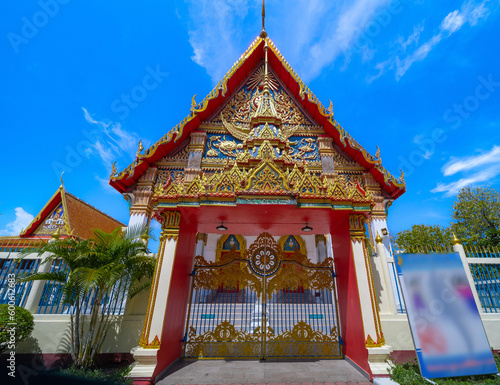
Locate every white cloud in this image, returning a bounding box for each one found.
[372,0,494,81]
[396,24,424,51]
[395,34,442,80]
[442,145,500,176]
[185,0,254,83]
[432,145,500,196]
[431,166,498,196]
[82,108,145,171]
[83,107,109,129]
[466,0,491,25]
[440,10,465,34]
[299,0,390,81]
[413,134,433,159]
[0,207,34,236]
[184,0,394,83]
[95,174,119,194]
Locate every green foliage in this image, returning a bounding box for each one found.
[390,358,428,385]
[0,304,34,353]
[20,225,156,369]
[55,366,133,384]
[394,224,453,250]
[395,187,500,249]
[390,354,500,384]
[451,186,500,247]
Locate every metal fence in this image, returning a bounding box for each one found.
[0,258,40,307]
[466,246,500,313]
[0,252,133,315]
[388,245,500,314]
[0,239,40,307]
[35,259,129,315]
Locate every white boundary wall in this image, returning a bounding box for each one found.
[381,313,500,351]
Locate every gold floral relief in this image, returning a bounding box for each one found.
[185,320,341,359]
[184,321,262,358]
[274,90,311,126]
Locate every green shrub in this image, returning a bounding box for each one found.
[390,353,500,384]
[0,304,34,353]
[56,366,133,384]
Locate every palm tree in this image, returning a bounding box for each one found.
[21,226,156,369]
[20,237,91,362]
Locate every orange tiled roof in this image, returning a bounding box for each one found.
[6,185,125,242]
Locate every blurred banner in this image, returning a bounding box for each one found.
[396,252,497,379]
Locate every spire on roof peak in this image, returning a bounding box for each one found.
[260,0,267,38]
[60,171,65,190]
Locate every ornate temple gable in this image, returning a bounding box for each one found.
[153,154,374,212]
[21,186,124,239]
[110,35,405,201]
[202,64,323,134]
[32,203,68,237]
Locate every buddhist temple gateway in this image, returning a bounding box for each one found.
[109,11,406,381]
[2,4,500,385]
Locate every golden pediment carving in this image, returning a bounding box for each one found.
[153,154,374,211]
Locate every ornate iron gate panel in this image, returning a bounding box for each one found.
[183,233,342,359]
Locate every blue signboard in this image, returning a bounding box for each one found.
[201,314,215,320]
[396,252,497,379]
[309,314,324,320]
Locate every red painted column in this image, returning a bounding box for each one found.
[152,220,197,380]
[330,215,371,377]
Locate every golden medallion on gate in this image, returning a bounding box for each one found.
[250,246,280,277]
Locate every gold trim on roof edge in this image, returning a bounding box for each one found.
[60,186,72,236]
[20,186,62,236]
[111,36,405,192]
[20,185,71,237]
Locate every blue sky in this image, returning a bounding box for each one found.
[1,0,499,251]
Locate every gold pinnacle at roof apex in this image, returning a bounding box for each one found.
[260,0,267,38]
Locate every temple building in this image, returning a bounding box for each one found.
[2,7,499,385]
[0,184,124,313]
[109,22,406,382]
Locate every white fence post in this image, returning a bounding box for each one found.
[375,233,397,314]
[23,252,52,313]
[452,235,483,313]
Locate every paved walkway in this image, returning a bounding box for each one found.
[157,360,371,385]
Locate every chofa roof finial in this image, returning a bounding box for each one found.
[260,0,267,38]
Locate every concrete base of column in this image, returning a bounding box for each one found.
[367,345,394,376]
[128,346,158,383]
